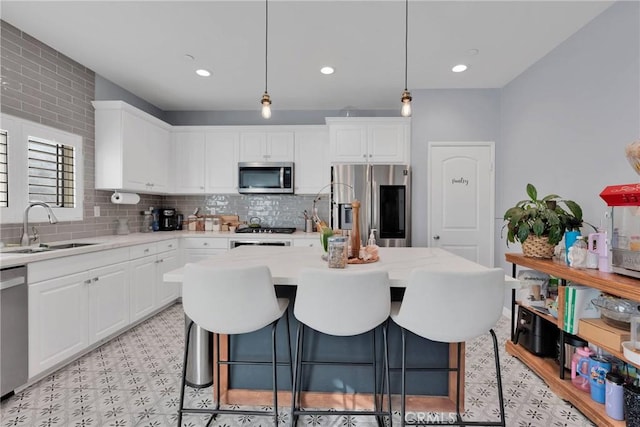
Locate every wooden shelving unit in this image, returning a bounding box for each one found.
[506,253,639,427]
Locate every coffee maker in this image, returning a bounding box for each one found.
[159,208,178,231]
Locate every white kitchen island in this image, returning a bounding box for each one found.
[164,245,511,413]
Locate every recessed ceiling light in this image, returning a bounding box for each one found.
[184,54,195,61]
[452,64,468,73]
[320,66,335,75]
[195,69,211,77]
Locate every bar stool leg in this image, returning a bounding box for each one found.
[177,320,193,426]
[271,321,279,426]
[491,329,506,427]
[290,323,304,427]
[383,321,392,427]
[400,327,407,427]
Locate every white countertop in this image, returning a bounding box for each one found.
[164,245,516,288]
[0,230,319,268]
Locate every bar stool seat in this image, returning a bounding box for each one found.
[178,264,292,427]
[290,268,392,427]
[390,268,506,427]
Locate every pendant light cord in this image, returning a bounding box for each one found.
[404,0,408,91]
[264,0,269,94]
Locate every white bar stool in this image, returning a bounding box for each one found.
[390,268,506,427]
[178,264,292,427]
[290,268,392,427]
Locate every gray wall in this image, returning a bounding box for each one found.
[497,1,640,275]
[95,74,167,121]
[409,89,501,248]
[0,21,163,244]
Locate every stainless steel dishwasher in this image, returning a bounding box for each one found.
[1,265,28,399]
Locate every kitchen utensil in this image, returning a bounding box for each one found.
[249,216,261,228]
[576,355,611,403]
[592,296,640,329]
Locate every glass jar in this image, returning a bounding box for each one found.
[327,236,348,268]
[141,211,153,233]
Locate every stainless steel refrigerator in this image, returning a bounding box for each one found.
[331,164,411,247]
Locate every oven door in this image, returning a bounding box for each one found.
[230,240,291,249]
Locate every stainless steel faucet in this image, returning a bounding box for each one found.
[21,201,58,246]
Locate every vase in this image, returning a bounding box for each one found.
[522,235,555,259]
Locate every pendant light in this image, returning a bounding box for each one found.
[400,0,412,117]
[260,0,272,119]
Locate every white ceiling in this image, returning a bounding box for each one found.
[1,1,614,112]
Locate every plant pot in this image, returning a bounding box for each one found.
[522,235,555,259]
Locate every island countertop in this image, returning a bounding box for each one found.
[164,245,512,287]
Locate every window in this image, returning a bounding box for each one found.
[0,131,7,208]
[0,114,83,224]
[28,137,75,208]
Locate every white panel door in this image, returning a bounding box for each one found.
[88,262,130,344]
[172,131,206,193]
[428,142,495,267]
[129,256,158,322]
[28,272,89,376]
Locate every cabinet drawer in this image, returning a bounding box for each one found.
[129,244,157,259]
[182,238,228,249]
[157,238,179,253]
[29,247,129,283]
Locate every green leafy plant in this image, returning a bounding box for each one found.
[503,183,585,246]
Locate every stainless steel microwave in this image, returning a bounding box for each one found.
[238,162,294,194]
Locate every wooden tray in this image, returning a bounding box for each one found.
[348,256,379,264]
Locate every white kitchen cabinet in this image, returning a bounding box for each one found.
[28,271,89,377]
[294,127,330,194]
[239,131,294,162]
[172,130,206,194]
[129,239,180,322]
[93,100,171,194]
[88,262,130,344]
[28,248,131,377]
[326,117,410,164]
[293,237,322,248]
[205,131,239,193]
[182,237,228,263]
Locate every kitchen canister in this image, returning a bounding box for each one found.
[624,382,640,427]
[605,372,625,421]
[327,236,347,268]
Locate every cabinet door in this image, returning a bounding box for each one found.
[173,131,206,193]
[156,250,180,307]
[129,256,158,322]
[122,111,151,191]
[294,129,330,194]
[239,132,267,162]
[266,132,295,161]
[147,123,171,192]
[205,131,239,193]
[28,272,89,377]
[329,125,367,163]
[368,123,408,164]
[88,262,130,344]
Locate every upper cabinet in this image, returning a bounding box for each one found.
[326,117,410,164]
[93,101,171,194]
[172,130,206,194]
[239,131,294,162]
[205,131,239,194]
[294,127,330,195]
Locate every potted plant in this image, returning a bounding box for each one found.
[503,183,585,258]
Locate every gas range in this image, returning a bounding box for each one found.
[235,227,296,234]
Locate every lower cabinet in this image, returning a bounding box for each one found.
[182,237,228,263]
[28,261,130,377]
[28,239,180,379]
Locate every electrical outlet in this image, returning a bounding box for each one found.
[94,205,100,217]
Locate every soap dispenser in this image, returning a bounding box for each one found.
[367,229,377,246]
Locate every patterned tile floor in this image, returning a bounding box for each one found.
[1,303,596,427]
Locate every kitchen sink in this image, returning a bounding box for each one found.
[44,242,98,250]
[2,242,99,254]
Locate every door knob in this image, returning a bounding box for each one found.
[433,235,440,240]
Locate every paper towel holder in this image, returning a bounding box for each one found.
[111,192,140,205]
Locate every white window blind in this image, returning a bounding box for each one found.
[0,131,7,208]
[28,137,75,208]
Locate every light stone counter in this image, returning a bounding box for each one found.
[164,245,511,288]
[0,230,318,268]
